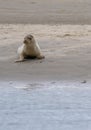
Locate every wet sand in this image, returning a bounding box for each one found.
[0,24,91,83]
[0,0,91,83]
[0,0,91,81]
[0,0,91,24]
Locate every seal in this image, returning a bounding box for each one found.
[15,34,45,62]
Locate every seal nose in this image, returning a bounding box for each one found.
[24,39,27,43]
[28,37,32,40]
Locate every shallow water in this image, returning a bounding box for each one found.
[0,81,91,130]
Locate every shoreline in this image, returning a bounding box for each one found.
[0,0,91,129]
[0,80,90,90]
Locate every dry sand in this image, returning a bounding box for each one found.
[0,24,91,83]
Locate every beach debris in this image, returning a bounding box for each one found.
[81,80,87,84]
[63,33,71,37]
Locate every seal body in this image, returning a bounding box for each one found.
[16,34,45,62]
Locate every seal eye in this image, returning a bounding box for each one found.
[28,37,32,40]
